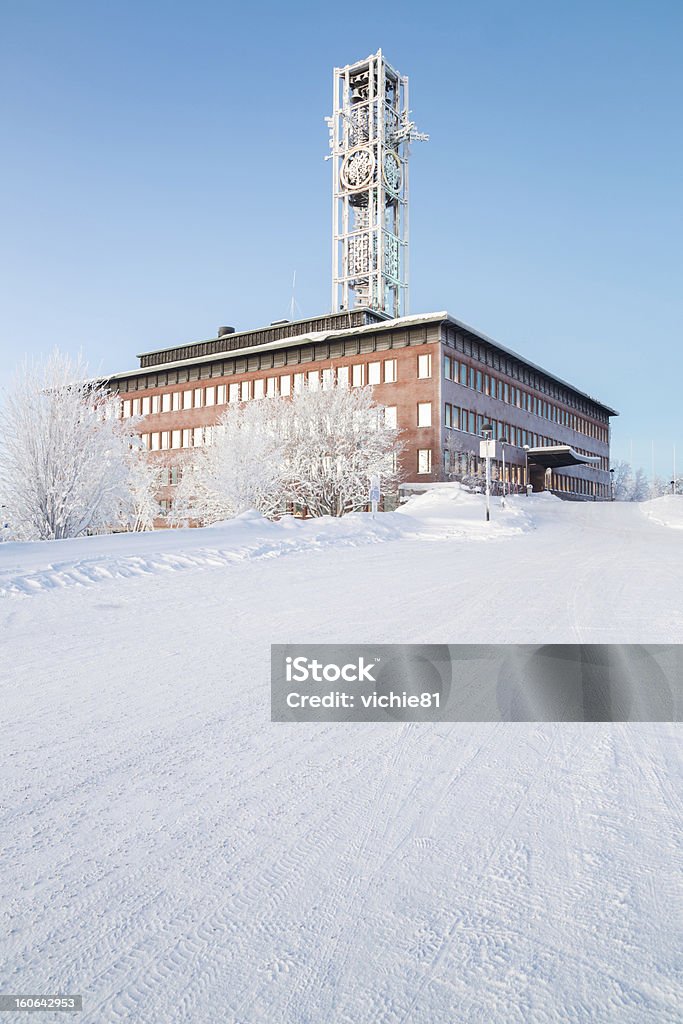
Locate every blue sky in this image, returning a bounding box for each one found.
[1,0,681,476]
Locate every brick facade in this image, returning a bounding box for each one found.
[109,310,617,515]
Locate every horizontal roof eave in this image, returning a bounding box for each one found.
[527,445,602,468]
[442,312,619,417]
[134,306,391,360]
[109,308,618,416]
[108,310,448,383]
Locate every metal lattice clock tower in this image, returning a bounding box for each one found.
[327,49,428,319]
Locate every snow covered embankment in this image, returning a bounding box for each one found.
[0,486,531,597]
[640,495,683,530]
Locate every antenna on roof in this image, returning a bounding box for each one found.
[289,271,302,321]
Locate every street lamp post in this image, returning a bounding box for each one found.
[500,436,509,506]
[610,468,615,501]
[523,444,531,496]
[481,423,494,523]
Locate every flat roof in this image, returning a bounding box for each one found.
[527,445,602,468]
[109,309,618,416]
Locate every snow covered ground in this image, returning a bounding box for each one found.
[1,489,681,1023]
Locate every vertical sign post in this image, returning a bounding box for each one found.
[479,426,495,523]
[369,474,381,519]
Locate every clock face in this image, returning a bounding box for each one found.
[340,146,375,191]
[383,150,402,192]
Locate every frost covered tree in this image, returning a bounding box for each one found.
[442,430,471,481]
[126,453,163,532]
[630,467,651,503]
[649,475,670,499]
[283,384,403,517]
[612,460,634,501]
[172,383,403,523]
[171,400,287,525]
[0,351,156,540]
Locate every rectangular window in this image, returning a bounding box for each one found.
[368,361,381,385]
[417,402,432,427]
[240,380,251,401]
[132,398,141,416]
[171,429,181,449]
[193,427,203,447]
[152,395,161,414]
[418,449,432,474]
[172,392,181,411]
[280,374,291,396]
[417,353,432,379]
[194,387,204,408]
[337,366,349,387]
[162,393,172,413]
[151,432,160,451]
[266,377,277,397]
[123,399,132,418]
[469,367,476,390]
[352,364,364,387]
[161,431,170,450]
[143,433,151,450]
[254,379,265,399]
[322,368,334,390]
[205,386,216,406]
[444,355,452,380]
[460,361,467,385]
[384,359,397,383]
[182,390,192,409]
[182,428,192,448]
[217,385,227,405]
[293,373,304,393]
[141,396,151,415]
[307,371,319,390]
[476,370,483,392]
[384,406,397,428]
[444,403,452,428]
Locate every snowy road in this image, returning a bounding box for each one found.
[1,494,681,1022]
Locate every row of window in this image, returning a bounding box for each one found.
[442,450,608,496]
[442,323,609,423]
[141,405,399,451]
[444,404,606,467]
[444,355,607,443]
[119,358,410,418]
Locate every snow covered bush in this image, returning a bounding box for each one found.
[171,399,287,525]
[283,384,402,517]
[0,351,158,539]
[171,383,403,523]
[126,452,164,532]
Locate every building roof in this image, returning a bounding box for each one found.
[527,445,602,469]
[108,308,618,417]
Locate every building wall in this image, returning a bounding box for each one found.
[114,317,614,515]
[438,330,611,498]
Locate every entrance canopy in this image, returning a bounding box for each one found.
[527,445,601,469]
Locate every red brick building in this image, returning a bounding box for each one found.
[109,307,617,515]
